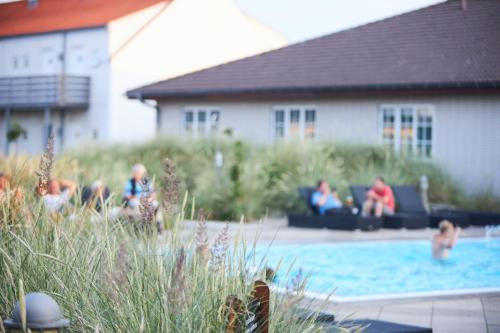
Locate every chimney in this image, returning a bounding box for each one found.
[27,0,39,9]
[461,0,467,10]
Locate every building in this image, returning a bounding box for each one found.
[128,0,500,195]
[0,0,286,154]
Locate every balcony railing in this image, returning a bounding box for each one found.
[0,75,90,109]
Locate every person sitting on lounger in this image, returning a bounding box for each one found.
[43,179,76,213]
[311,180,342,215]
[362,176,395,217]
[432,220,461,260]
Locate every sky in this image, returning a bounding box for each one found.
[0,0,445,44]
[235,0,445,43]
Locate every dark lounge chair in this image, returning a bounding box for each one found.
[350,185,429,229]
[392,185,470,228]
[288,187,382,231]
[451,209,500,226]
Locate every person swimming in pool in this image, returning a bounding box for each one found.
[432,220,461,260]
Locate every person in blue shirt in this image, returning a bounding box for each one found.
[311,180,343,215]
[123,163,156,209]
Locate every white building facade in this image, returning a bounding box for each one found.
[0,0,286,154]
[155,93,500,195]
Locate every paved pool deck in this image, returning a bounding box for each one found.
[181,218,499,333]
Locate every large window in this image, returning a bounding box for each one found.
[380,105,434,157]
[273,106,316,140]
[184,108,220,137]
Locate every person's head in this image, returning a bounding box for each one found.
[132,164,146,181]
[373,176,386,190]
[48,179,61,195]
[439,220,454,236]
[0,173,9,191]
[91,180,104,196]
[316,180,330,194]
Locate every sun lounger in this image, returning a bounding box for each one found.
[350,185,429,229]
[392,185,470,228]
[451,209,500,226]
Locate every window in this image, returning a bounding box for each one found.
[275,110,285,138]
[304,109,316,139]
[184,111,194,132]
[273,106,316,140]
[184,108,220,136]
[11,54,30,71]
[380,105,434,157]
[210,110,220,133]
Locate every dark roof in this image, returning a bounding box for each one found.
[128,0,500,100]
[0,0,169,38]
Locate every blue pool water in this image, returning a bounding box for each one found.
[256,238,500,298]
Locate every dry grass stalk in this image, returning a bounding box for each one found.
[209,223,229,270]
[162,158,180,218]
[195,209,209,265]
[35,135,54,197]
[166,247,188,313]
[102,243,130,302]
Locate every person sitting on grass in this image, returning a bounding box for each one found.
[432,220,461,260]
[42,179,76,213]
[123,164,157,210]
[0,173,24,207]
[362,176,395,218]
[311,180,342,215]
[82,180,110,213]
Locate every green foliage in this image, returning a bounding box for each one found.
[2,137,498,221]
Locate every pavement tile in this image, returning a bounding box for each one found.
[381,302,433,315]
[485,311,500,325]
[378,314,431,327]
[488,324,500,333]
[433,307,484,317]
[433,299,483,310]
[433,324,487,333]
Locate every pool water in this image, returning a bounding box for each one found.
[257,238,500,298]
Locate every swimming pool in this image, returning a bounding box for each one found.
[257,238,500,301]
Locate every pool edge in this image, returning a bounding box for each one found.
[272,286,500,304]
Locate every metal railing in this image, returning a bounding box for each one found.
[0,75,90,109]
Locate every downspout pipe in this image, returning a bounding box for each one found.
[136,93,162,135]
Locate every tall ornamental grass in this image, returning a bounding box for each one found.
[0,168,331,332]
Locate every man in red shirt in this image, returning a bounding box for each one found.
[362,176,395,217]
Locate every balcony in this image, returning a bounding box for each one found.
[0,75,90,110]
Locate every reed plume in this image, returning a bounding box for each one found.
[209,223,229,270]
[35,135,54,197]
[162,158,180,218]
[138,179,155,226]
[195,209,209,265]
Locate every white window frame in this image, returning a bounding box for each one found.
[182,107,220,137]
[378,104,435,157]
[272,105,317,141]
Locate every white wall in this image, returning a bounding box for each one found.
[0,27,110,153]
[158,93,500,195]
[107,0,286,143]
